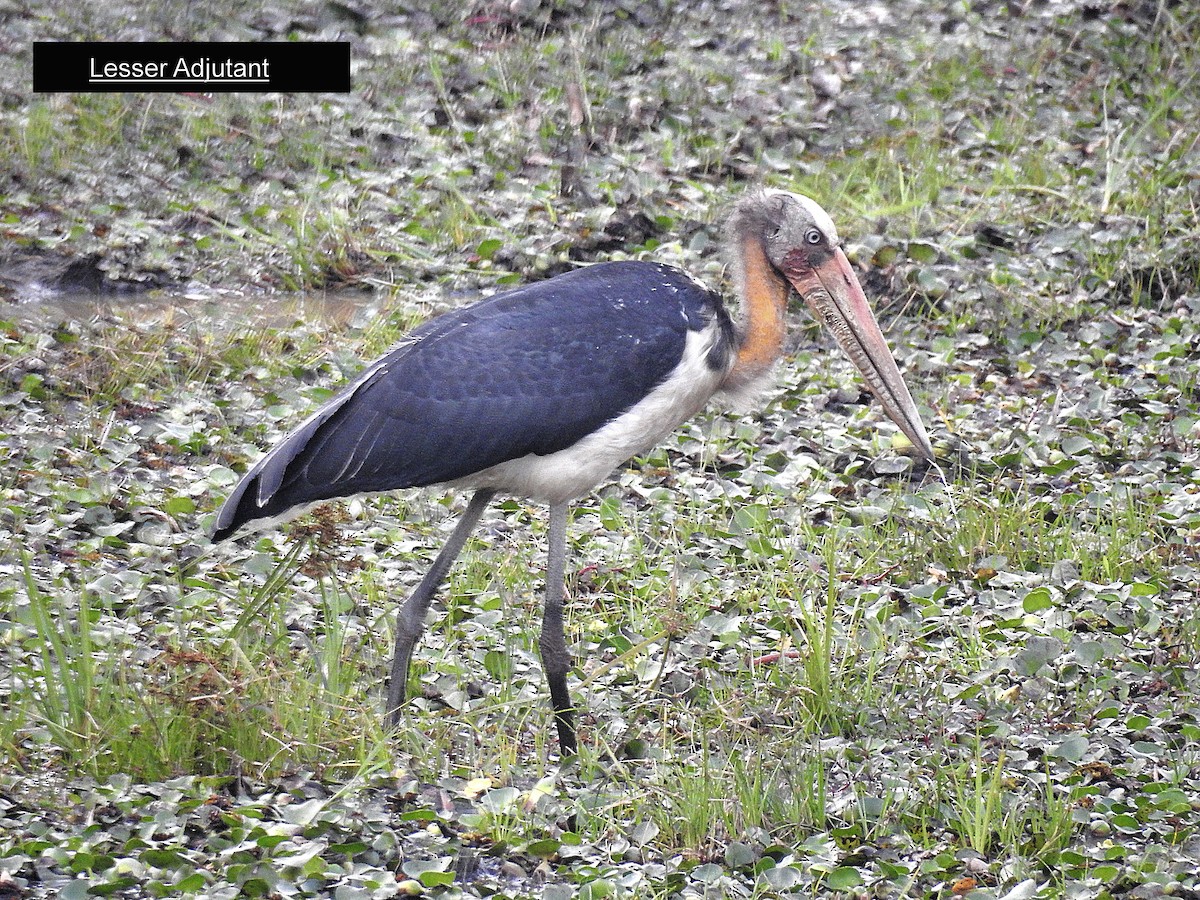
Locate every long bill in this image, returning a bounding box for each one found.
[786,247,935,460]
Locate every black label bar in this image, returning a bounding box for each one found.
[33,42,351,93]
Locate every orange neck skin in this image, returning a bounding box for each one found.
[725,235,789,389]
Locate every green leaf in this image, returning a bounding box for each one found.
[762,865,801,889]
[872,244,900,266]
[1073,640,1106,664]
[1050,734,1088,761]
[906,240,940,263]
[734,503,771,531]
[527,838,561,859]
[1022,587,1054,613]
[1060,434,1092,456]
[1015,635,1063,675]
[578,878,614,899]
[141,849,185,868]
[175,873,208,892]
[599,496,623,531]
[877,859,911,879]
[400,809,437,822]
[403,859,451,883]
[418,870,455,888]
[239,877,271,897]
[630,820,659,846]
[1111,813,1140,833]
[724,842,758,869]
[827,867,864,890]
[278,798,326,825]
[483,650,510,680]
[164,496,196,515]
[480,786,521,813]
[476,238,503,260]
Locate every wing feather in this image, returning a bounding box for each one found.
[213,261,725,540]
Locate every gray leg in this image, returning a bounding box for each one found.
[386,489,495,727]
[540,502,577,756]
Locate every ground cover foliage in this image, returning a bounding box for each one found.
[1,0,1199,897]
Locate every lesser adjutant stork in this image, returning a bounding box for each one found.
[212,190,934,755]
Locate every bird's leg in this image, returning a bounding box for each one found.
[386,489,495,728]
[540,502,577,756]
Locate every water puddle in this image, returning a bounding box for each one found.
[4,290,403,333]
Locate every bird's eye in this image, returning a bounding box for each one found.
[805,228,822,245]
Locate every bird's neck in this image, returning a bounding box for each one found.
[724,235,789,390]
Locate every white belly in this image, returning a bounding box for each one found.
[452,327,727,504]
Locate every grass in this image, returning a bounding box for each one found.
[6,304,1196,891]
[947,742,1010,856]
[3,0,1200,897]
[939,743,1079,867]
[18,553,103,769]
[11,535,388,782]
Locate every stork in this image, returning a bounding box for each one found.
[212,190,934,756]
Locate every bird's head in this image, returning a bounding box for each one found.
[730,189,935,460]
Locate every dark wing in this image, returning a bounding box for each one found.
[212,261,723,540]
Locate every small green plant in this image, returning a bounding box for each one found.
[943,745,1079,863]
[727,740,830,839]
[947,743,1009,855]
[20,553,105,770]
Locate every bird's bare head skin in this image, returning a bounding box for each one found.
[730,189,935,460]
